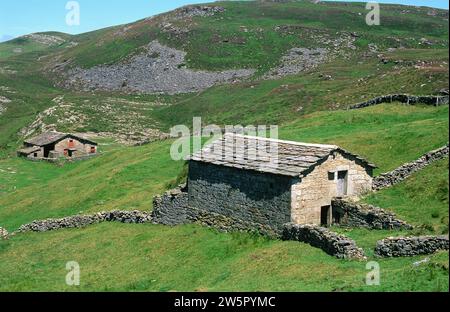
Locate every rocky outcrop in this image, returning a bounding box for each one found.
[172,5,225,19]
[264,47,328,79]
[348,94,449,109]
[373,145,449,191]
[375,235,449,257]
[282,224,367,260]
[64,41,255,95]
[332,198,413,230]
[18,210,152,233]
[0,227,8,240]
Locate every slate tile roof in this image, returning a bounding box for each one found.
[191,133,376,177]
[24,131,97,146]
[17,146,41,155]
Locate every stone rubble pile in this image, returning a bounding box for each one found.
[65,41,254,95]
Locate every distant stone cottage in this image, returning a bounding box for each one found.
[187,134,376,227]
[17,131,98,160]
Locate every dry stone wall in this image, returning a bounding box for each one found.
[282,223,366,260]
[331,198,412,230]
[373,145,449,191]
[375,235,449,257]
[17,210,152,233]
[349,94,449,110]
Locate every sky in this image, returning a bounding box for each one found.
[0,0,448,42]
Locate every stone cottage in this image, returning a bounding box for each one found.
[187,133,376,228]
[17,131,98,160]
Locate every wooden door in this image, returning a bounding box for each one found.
[337,171,348,196]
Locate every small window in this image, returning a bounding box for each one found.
[33,153,38,158]
[90,146,96,154]
[328,172,335,181]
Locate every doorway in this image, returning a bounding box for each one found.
[337,170,348,196]
[321,205,331,226]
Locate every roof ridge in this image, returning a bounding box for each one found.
[223,133,338,149]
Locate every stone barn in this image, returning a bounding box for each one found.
[17,131,98,160]
[187,134,376,228]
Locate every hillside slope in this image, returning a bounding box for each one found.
[0,1,448,292]
[0,104,448,292]
[0,1,448,149]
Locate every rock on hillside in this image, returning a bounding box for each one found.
[63,41,255,95]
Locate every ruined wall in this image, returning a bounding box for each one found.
[375,236,449,257]
[282,223,366,260]
[331,198,413,230]
[291,152,373,225]
[188,161,292,231]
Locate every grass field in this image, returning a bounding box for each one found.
[0,103,448,291]
[0,104,447,230]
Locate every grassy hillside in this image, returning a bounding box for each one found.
[0,146,448,291]
[0,103,447,231]
[0,1,448,153]
[0,1,448,292]
[51,1,449,71]
[0,223,447,292]
[364,158,449,234]
[0,155,448,291]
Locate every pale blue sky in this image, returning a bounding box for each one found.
[0,0,448,42]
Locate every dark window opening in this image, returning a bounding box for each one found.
[33,153,38,158]
[328,172,335,181]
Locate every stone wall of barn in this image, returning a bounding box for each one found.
[291,152,373,225]
[54,137,96,158]
[27,147,44,159]
[188,161,293,231]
